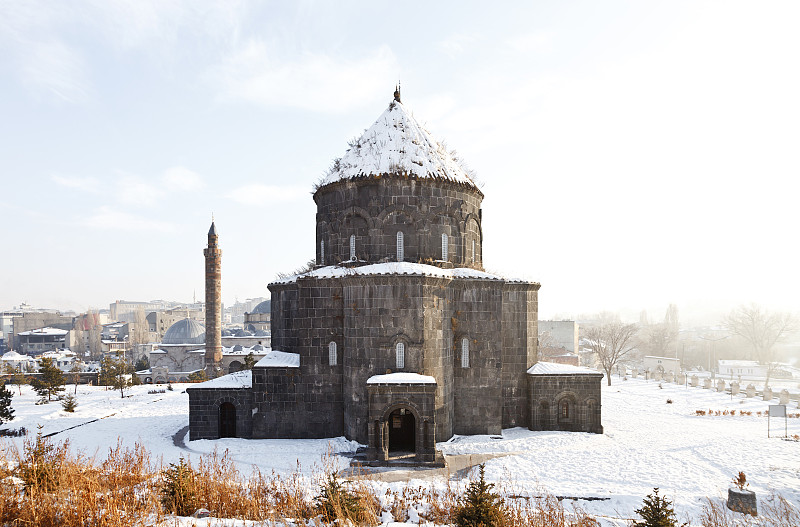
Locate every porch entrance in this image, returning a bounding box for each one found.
[388,408,415,453]
[219,402,237,438]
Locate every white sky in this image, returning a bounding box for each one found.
[1,0,798,325]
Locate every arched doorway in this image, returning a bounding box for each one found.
[219,402,236,438]
[388,408,415,453]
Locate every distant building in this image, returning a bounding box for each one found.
[17,327,68,354]
[538,321,579,353]
[642,356,681,375]
[718,360,767,378]
[11,311,73,351]
[244,300,270,332]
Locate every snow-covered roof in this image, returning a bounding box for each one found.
[254,350,300,368]
[317,98,478,190]
[19,327,68,336]
[527,362,602,376]
[1,351,34,361]
[272,262,529,285]
[718,360,760,367]
[367,372,437,384]
[188,370,252,389]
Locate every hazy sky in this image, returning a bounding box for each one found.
[1,1,798,324]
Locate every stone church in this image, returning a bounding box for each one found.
[188,89,602,464]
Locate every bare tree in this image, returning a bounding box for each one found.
[585,323,639,386]
[724,303,798,386]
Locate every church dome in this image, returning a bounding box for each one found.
[162,318,205,345]
[317,94,478,190]
[251,300,270,314]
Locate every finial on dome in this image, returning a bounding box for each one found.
[393,82,401,103]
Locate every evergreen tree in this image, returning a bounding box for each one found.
[61,393,78,413]
[101,356,130,398]
[0,382,14,425]
[633,488,680,527]
[134,355,150,372]
[454,464,506,527]
[31,357,65,402]
[243,352,257,370]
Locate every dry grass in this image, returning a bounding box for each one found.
[2,432,795,527]
[701,494,800,527]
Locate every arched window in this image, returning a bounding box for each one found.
[560,400,570,419]
[395,342,405,369]
[328,341,337,366]
[461,337,470,368]
[472,239,476,263]
[320,240,325,266]
[396,231,404,261]
[441,233,448,261]
[349,235,356,260]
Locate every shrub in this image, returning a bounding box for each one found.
[314,472,371,524]
[666,399,673,404]
[454,464,506,527]
[18,426,65,492]
[160,457,198,516]
[731,472,748,491]
[61,393,78,413]
[633,488,680,527]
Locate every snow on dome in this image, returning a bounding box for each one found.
[255,350,300,368]
[367,372,437,384]
[318,98,478,189]
[162,318,205,345]
[526,362,602,376]
[188,370,252,390]
[271,262,529,285]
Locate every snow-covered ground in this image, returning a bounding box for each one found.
[2,377,799,524]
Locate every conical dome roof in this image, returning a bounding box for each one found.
[318,97,478,189]
[162,318,205,345]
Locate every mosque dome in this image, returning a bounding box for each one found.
[162,318,205,345]
[251,300,270,314]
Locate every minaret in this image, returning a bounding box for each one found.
[204,220,223,376]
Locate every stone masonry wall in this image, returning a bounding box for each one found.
[314,176,484,269]
[527,373,603,434]
[188,388,253,440]
[451,280,504,435]
[501,284,540,428]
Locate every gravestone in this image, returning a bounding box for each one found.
[779,389,790,405]
[730,381,740,396]
[666,371,675,383]
[654,370,663,381]
[727,488,757,516]
[691,375,699,387]
[717,379,726,392]
[762,386,772,401]
[703,378,712,389]
[746,384,756,398]
[631,368,638,379]
[677,372,686,384]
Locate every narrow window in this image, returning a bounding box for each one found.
[395,342,405,369]
[349,235,356,260]
[561,401,569,419]
[328,341,337,366]
[396,231,404,261]
[320,240,325,266]
[441,233,448,261]
[461,337,470,368]
[472,240,476,262]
